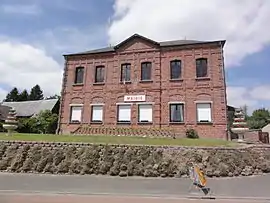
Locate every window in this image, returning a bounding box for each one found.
[141,62,152,81]
[138,104,152,123]
[170,60,181,79]
[95,66,105,83]
[70,106,82,123]
[74,67,84,84]
[121,63,131,82]
[196,58,208,78]
[91,105,103,122]
[117,105,131,123]
[170,103,184,122]
[196,103,212,122]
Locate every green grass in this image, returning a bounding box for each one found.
[0,133,236,147]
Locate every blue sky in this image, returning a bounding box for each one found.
[0,0,270,114]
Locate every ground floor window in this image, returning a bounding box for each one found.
[91,105,103,122]
[117,104,131,123]
[70,106,82,123]
[170,103,184,122]
[196,103,212,122]
[138,104,153,123]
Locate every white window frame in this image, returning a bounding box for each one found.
[117,104,132,123]
[69,104,83,123]
[138,103,153,123]
[91,104,104,123]
[196,102,212,123]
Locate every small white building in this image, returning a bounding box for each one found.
[262,123,270,134]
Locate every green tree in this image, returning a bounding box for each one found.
[29,85,44,100]
[4,87,20,102]
[247,108,270,129]
[35,110,58,134]
[18,89,29,101]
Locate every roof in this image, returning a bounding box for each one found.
[64,33,226,56]
[262,123,270,133]
[0,105,11,121]
[2,99,59,117]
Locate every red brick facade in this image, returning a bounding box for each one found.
[58,34,228,139]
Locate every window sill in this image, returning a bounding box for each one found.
[120,81,132,84]
[169,79,183,82]
[69,121,81,124]
[117,121,131,125]
[169,122,185,125]
[72,83,84,86]
[197,122,213,125]
[195,77,210,81]
[93,82,105,86]
[90,121,103,124]
[138,122,153,125]
[139,80,153,83]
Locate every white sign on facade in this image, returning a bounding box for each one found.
[124,95,146,102]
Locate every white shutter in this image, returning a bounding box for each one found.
[92,105,103,121]
[118,105,131,122]
[139,104,152,122]
[71,106,82,122]
[197,103,211,122]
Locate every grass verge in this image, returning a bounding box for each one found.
[0,133,236,147]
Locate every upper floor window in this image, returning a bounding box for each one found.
[95,66,105,83]
[170,60,181,79]
[196,58,208,78]
[74,67,84,84]
[121,63,131,82]
[141,62,152,81]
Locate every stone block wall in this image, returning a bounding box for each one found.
[0,140,269,178]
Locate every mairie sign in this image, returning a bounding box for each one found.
[124,95,146,102]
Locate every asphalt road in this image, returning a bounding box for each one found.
[0,173,269,202]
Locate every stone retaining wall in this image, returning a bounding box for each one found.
[0,140,269,178]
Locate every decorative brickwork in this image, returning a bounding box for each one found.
[58,34,228,139]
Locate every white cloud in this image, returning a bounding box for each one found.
[108,0,270,67]
[0,40,62,101]
[1,4,41,15]
[227,86,270,114]
[250,85,270,100]
[0,87,7,102]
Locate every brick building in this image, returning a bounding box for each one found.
[58,34,228,139]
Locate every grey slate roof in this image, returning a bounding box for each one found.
[2,99,58,117]
[64,34,225,56]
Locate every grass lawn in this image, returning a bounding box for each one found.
[0,133,236,147]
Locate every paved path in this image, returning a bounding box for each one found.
[0,173,269,202]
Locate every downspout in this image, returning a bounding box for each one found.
[220,42,229,140]
[56,56,68,134]
[159,50,162,128]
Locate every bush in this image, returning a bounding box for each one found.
[185,129,199,139]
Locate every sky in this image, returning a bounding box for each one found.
[0,0,270,114]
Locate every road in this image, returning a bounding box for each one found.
[0,173,269,202]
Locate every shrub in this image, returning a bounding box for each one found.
[185,129,199,139]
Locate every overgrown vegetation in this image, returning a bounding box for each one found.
[185,129,199,139]
[17,110,58,134]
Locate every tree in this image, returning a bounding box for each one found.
[29,85,44,100]
[18,89,29,101]
[4,87,20,102]
[247,108,270,129]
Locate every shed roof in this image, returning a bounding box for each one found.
[2,99,58,117]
